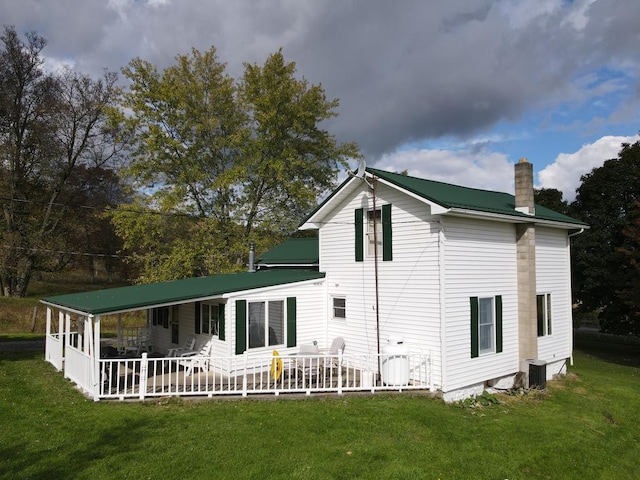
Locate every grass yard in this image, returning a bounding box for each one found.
[1,343,639,480]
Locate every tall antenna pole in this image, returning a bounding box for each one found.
[371,176,381,381]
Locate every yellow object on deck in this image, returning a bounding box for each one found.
[271,350,283,381]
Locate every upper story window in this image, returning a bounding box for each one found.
[367,209,382,257]
[355,204,393,262]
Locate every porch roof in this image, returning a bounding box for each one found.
[41,269,325,316]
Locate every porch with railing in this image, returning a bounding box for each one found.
[98,351,432,401]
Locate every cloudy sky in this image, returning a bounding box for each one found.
[2,0,639,201]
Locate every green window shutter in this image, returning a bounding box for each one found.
[218,304,225,341]
[355,208,364,262]
[382,203,393,261]
[195,302,201,334]
[470,297,479,358]
[495,295,503,353]
[235,300,247,355]
[286,297,297,348]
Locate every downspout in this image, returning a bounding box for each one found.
[567,228,583,366]
[438,221,447,392]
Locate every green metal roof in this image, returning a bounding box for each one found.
[368,167,586,226]
[256,238,319,265]
[41,269,325,316]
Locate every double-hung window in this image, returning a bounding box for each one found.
[333,297,346,319]
[367,209,382,257]
[200,304,219,336]
[478,297,495,354]
[151,306,170,328]
[355,204,393,262]
[470,295,503,357]
[235,298,295,354]
[248,300,284,349]
[537,293,552,336]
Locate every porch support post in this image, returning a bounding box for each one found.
[93,315,101,401]
[139,352,148,401]
[84,316,91,355]
[64,312,71,379]
[59,310,64,367]
[46,307,51,337]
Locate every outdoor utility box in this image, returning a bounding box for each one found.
[527,359,547,389]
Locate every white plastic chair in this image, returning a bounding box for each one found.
[320,337,346,372]
[167,335,196,357]
[178,342,213,376]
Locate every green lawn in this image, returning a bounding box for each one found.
[1,345,639,480]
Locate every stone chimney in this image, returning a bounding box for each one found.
[514,158,538,364]
[514,158,535,215]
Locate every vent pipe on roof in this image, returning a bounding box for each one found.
[248,243,256,273]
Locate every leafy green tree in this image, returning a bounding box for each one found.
[238,49,360,236]
[534,188,569,215]
[0,26,119,296]
[617,202,640,334]
[111,47,359,282]
[570,140,640,335]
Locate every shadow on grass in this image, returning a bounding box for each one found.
[1,416,162,480]
[574,335,640,368]
[0,349,44,362]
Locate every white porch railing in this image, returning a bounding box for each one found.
[45,333,63,371]
[64,344,93,395]
[98,352,432,401]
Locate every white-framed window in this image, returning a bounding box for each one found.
[200,303,219,336]
[332,297,346,319]
[537,293,552,336]
[471,295,502,358]
[151,306,170,329]
[478,297,495,354]
[367,209,382,257]
[248,300,284,349]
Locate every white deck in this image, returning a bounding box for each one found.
[45,330,432,401]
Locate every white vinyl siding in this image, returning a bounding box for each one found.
[318,182,443,386]
[536,227,572,364]
[226,280,326,357]
[443,217,518,392]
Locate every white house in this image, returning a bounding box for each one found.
[299,159,587,401]
[42,159,587,401]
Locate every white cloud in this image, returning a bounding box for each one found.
[376,147,515,193]
[537,135,638,201]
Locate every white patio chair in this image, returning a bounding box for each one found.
[122,327,151,355]
[167,335,196,357]
[178,342,213,377]
[319,337,346,372]
[295,344,322,383]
